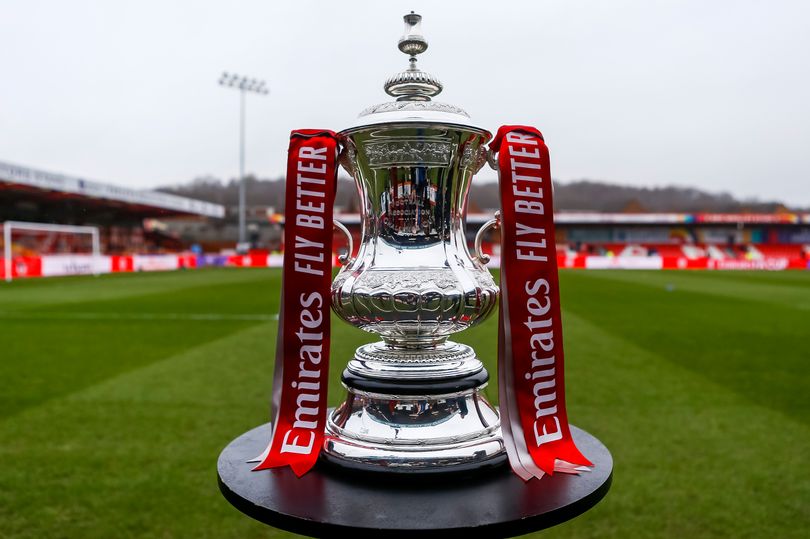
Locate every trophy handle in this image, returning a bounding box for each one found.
[486,148,499,171]
[473,211,500,265]
[337,140,357,177]
[333,220,354,265]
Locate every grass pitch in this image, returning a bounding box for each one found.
[0,268,808,538]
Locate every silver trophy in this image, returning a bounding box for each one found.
[325,12,505,473]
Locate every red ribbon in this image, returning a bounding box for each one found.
[253,129,338,477]
[491,125,592,480]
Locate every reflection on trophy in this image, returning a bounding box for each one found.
[324,12,505,472]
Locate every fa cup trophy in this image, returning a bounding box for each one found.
[248,11,595,484]
[219,11,612,535]
[323,14,503,473]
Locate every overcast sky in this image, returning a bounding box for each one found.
[1,0,808,205]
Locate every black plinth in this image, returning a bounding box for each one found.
[217,423,612,538]
[341,367,491,394]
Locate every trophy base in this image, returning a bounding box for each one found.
[323,367,506,474]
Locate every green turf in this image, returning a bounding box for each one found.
[0,268,808,538]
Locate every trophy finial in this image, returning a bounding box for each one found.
[384,12,443,101]
[398,11,428,57]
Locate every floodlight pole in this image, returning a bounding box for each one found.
[219,72,269,249]
[3,223,10,283]
[239,88,246,247]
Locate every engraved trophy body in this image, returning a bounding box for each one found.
[324,13,505,472]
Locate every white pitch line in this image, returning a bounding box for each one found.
[0,311,279,322]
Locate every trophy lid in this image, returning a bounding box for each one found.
[341,12,489,136]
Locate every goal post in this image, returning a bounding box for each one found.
[3,220,101,282]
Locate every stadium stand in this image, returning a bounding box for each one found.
[0,160,223,280]
[2,160,809,279]
[466,211,810,271]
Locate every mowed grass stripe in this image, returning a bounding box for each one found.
[0,311,277,321]
[0,269,280,420]
[0,268,274,311]
[0,323,287,539]
[573,269,810,311]
[24,272,281,317]
[545,311,810,539]
[558,271,810,425]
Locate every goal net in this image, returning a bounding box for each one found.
[2,221,101,282]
